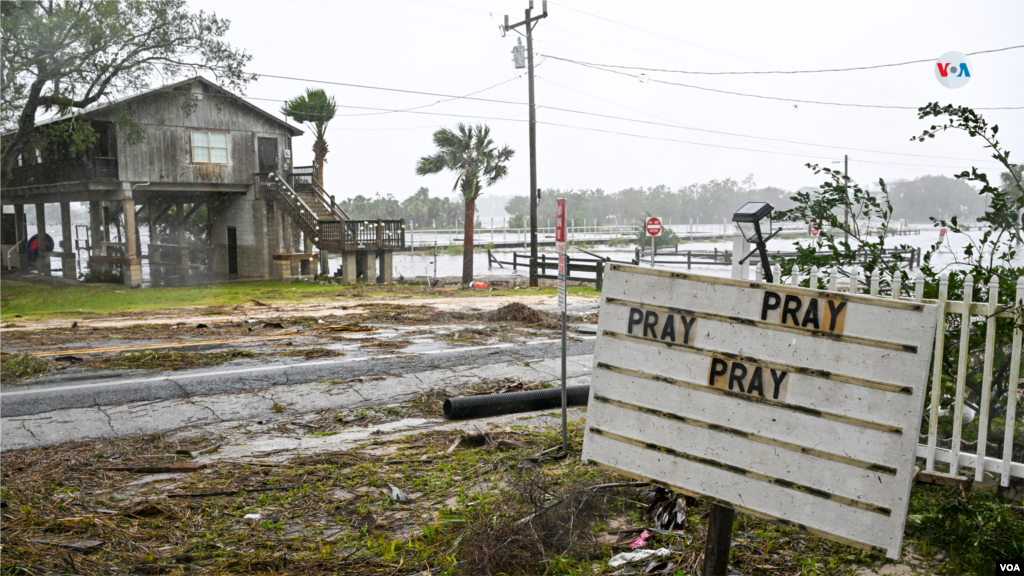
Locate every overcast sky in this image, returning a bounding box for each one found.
[189,0,1024,206]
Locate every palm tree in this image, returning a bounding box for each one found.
[416,123,514,286]
[280,88,337,185]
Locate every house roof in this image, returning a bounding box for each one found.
[12,76,304,137]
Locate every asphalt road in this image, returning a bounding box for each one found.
[0,337,596,418]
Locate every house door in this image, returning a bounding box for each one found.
[227,227,238,276]
[257,137,278,174]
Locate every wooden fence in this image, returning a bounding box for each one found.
[487,250,607,289]
[753,263,1024,486]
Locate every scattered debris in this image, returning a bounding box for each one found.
[358,338,411,349]
[168,484,300,498]
[387,483,409,502]
[84,350,261,371]
[26,537,104,551]
[642,486,694,531]
[247,299,270,306]
[276,347,344,359]
[486,302,553,325]
[176,444,220,458]
[131,563,202,573]
[0,352,55,383]
[96,463,207,473]
[242,513,262,524]
[321,323,374,333]
[608,548,672,568]
[628,530,650,549]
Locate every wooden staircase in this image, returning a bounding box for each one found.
[256,166,405,254]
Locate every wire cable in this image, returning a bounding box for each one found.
[543,55,1024,110]
[541,45,1024,75]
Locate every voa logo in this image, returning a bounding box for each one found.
[999,561,1021,573]
[935,51,972,89]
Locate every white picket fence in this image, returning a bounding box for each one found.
[743,262,1024,487]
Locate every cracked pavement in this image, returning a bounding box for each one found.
[1,337,596,451]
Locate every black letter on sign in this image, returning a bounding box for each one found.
[802,298,821,330]
[761,291,781,320]
[709,358,728,387]
[747,367,765,397]
[827,300,847,332]
[680,315,696,345]
[643,311,659,339]
[729,362,747,393]
[628,308,644,335]
[770,369,788,399]
[782,294,802,326]
[660,314,677,342]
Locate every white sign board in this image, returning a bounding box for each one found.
[581,264,937,559]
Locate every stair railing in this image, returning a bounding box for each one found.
[263,172,324,245]
[292,163,349,221]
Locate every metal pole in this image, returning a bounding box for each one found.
[560,299,567,452]
[651,235,655,268]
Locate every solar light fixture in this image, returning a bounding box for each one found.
[733,201,780,283]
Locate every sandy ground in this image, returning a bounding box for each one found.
[0,294,567,333]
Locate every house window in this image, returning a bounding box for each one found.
[191,130,228,164]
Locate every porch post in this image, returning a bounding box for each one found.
[34,203,50,276]
[59,201,76,279]
[122,182,143,287]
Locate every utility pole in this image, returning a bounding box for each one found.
[503,1,547,287]
[844,154,850,245]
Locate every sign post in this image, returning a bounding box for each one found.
[645,216,662,268]
[555,199,568,452]
[582,265,938,572]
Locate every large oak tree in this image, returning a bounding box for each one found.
[1,0,254,183]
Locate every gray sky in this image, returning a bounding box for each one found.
[190,0,1024,204]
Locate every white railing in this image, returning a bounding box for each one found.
[741,259,1024,487]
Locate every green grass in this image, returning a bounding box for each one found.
[0,280,600,320]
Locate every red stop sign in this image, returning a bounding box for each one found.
[811,222,820,237]
[646,217,662,237]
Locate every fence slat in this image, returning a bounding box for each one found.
[914,270,925,302]
[1001,277,1024,486]
[950,274,975,475]
[871,268,880,296]
[829,267,838,292]
[892,272,902,300]
[809,265,818,290]
[925,273,950,472]
[975,277,1001,482]
[790,265,800,286]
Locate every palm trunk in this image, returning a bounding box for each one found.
[314,150,326,186]
[462,196,475,286]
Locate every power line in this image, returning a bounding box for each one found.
[255,72,525,107]
[136,83,1005,166]
[535,100,1002,164]
[541,45,1024,75]
[543,55,1024,110]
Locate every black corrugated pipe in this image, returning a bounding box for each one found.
[443,385,590,420]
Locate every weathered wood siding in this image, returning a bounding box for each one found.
[93,82,296,185]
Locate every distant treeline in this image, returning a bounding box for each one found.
[337,175,986,227]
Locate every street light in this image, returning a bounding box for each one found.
[733,201,780,283]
